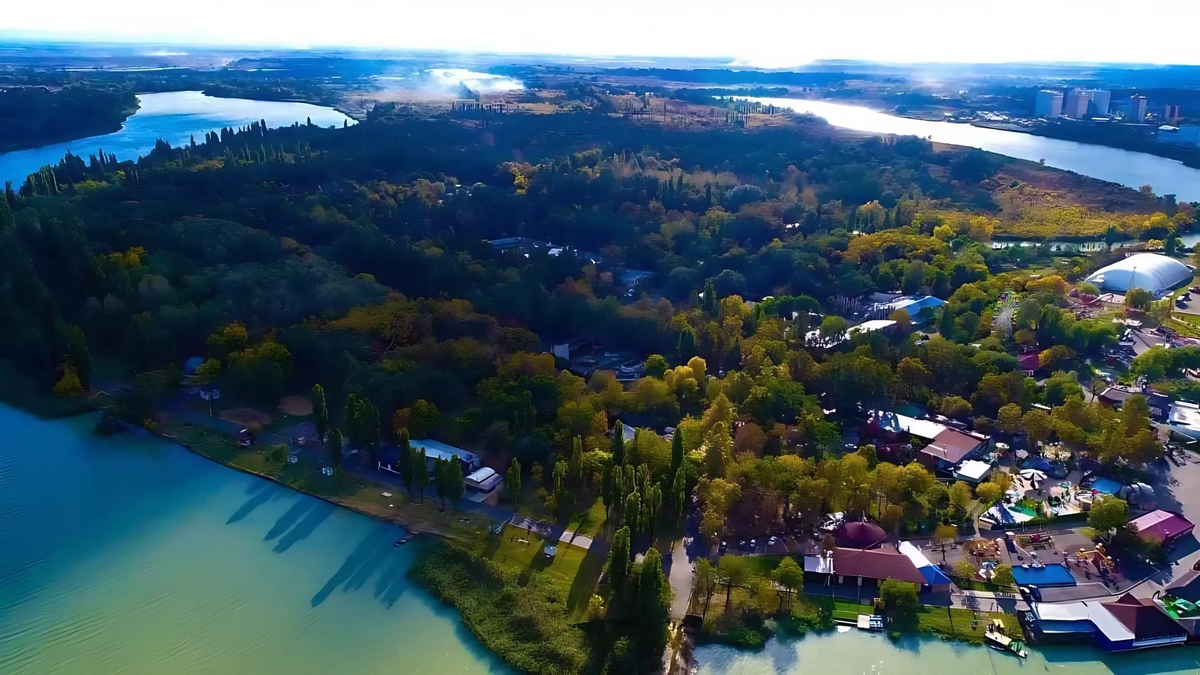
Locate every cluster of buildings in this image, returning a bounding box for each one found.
[376,439,504,503]
[1034,89,1126,120]
[1034,89,1198,147]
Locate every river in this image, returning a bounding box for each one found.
[750,98,1200,202]
[0,405,504,675]
[0,91,353,187]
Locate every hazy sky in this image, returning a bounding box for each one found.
[6,0,1199,66]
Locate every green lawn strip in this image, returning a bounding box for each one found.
[916,606,1011,644]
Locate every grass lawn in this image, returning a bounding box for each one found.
[917,605,1011,644]
[566,497,606,539]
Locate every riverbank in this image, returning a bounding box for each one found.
[971,120,1200,172]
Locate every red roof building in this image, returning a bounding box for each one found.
[830,546,928,586]
[1129,510,1195,547]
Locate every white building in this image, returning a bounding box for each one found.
[1064,89,1092,118]
[1087,89,1112,116]
[1131,95,1148,123]
[1035,90,1063,118]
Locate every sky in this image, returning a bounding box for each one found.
[5,0,1200,67]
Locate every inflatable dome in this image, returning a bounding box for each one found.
[1084,253,1192,294]
[833,521,887,549]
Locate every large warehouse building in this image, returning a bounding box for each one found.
[1083,253,1193,295]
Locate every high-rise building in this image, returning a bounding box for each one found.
[1165,104,1182,122]
[1064,89,1092,118]
[1086,90,1111,116]
[1130,95,1148,122]
[1035,90,1063,118]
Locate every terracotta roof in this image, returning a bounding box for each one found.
[1101,593,1187,641]
[831,547,927,585]
[920,428,989,464]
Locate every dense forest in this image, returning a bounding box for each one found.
[0,85,138,151]
[2,94,1196,671]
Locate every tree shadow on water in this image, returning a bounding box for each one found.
[263,499,315,542]
[273,502,335,553]
[373,554,412,609]
[227,483,278,524]
[311,523,399,607]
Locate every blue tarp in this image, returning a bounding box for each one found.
[1090,477,1122,495]
[919,565,952,586]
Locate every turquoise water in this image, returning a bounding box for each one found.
[0,405,504,675]
[695,627,1200,674]
[0,91,353,187]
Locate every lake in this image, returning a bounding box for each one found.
[0,91,353,187]
[695,626,1200,674]
[0,405,504,675]
[750,97,1200,202]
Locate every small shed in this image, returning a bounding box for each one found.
[954,459,993,484]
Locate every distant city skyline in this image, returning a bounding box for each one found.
[5,0,1200,67]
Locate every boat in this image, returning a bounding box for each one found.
[393,538,409,547]
[856,614,885,631]
[984,619,1028,658]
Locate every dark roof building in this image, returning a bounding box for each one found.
[833,521,887,549]
[1100,594,1188,649]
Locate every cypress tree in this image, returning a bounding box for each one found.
[312,384,328,442]
[328,429,343,468]
[611,421,626,466]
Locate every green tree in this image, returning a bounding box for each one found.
[717,555,749,610]
[344,393,361,447]
[1089,494,1129,535]
[312,383,328,442]
[411,448,428,504]
[506,457,522,502]
[1125,287,1152,311]
[695,557,715,616]
[638,548,671,658]
[773,556,804,609]
[938,306,956,340]
[398,429,414,500]
[953,559,978,581]
[949,481,973,511]
[328,428,343,469]
[879,579,919,617]
[360,399,380,462]
[670,428,684,475]
[975,480,1004,505]
[609,526,632,588]
[611,421,626,465]
[993,564,1016,588]
[1022,409,1052,446]
[436,457,465,509]
[997,403,1023,434]
[66,326,92,390]
[644,354,668,379]
[677,327,696,362]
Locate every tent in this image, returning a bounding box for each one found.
[834,521,887,549]
[899,541,953,589]
[1022,457,1052,472]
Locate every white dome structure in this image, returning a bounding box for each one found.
[1084,253,1193,295]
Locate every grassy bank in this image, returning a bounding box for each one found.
[160,417,489,542]
[693,580,1011,649]
[407,541,598,674]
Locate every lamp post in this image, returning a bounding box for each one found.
[200,388,220,417]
